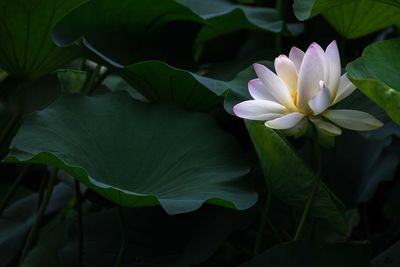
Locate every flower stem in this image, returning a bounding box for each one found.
[253,192,272,256]
[0,164,31,216]
[115,206,128,267]
[83,63,102,95]
[75,179,84,267]
[293,137,322,240]
[19,168,58,264]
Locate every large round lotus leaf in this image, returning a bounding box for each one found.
[5,92,256,214]
[52,0,206,67]
[0,0,85,80]
[347,39,400,125]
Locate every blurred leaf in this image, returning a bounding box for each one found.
[52,0,206,68]
[0,184,72,267]
[383,182,400,219]
[5,92,257,214]
[371,240,400,267]
[0,183,32,206]
[239,241,370,267]
[293,0,351,20]
[347,38,400,125]
[177,0,282,51]
[119,60,227,111]
[323,1,400,39]
[294,0,400,39]
[325,131,399,206]
[56,69,86,94]
[326,91,400,205]
[20,216,67,267]
[245,121,351,236]
[102,75,148,102]
[0,69,8,83]
[4,74,61,114]
[54,206,255,266]
[0,0,86,80]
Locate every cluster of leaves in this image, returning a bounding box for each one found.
[0,0,399,266]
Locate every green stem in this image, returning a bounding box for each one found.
[293,138,322,241]
[75,180,84,267]
[82,64,102,95]
[36,172,49,213]
[79,58,86,71]
[0,164,31,216]
[19,169,58,264]
[115,206,128,267]
[253,192,272,256]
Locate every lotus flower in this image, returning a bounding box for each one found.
[233,41,383,136]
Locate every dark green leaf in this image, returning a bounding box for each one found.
[119,60,228,111]
[5,92,256,214]
[294,0,400,39]
[20,217,67,267]
[322,1,400,39]
[245,121,351,236]
[346,38,400,124]
[293,0,352,20]
[0,0,86,80]
[239,241,370,267]
[177,0,282,50]
[0,184,72,267]
[52,0,206,67]
[55,206,254,266]
[371,240,400,267]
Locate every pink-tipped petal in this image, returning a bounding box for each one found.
[332,74,357,104]
[274,55,298,95]
[322,109,384,131]
[233,100,287,121]
[253,63,295,110]
[325,40,341,98]
[248,79,276,101]
[297,43,326,112]
[289,46,305,72]
[264,112,305,130]
[308,81,331,115]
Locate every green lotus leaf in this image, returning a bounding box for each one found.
[5,92,257,214]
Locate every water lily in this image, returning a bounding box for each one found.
[233,41,383,136]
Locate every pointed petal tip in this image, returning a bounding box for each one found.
[253,63,263,70]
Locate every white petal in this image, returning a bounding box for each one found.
[308,81,331,115]
[265,112,305,130]
[322,109,383,131]
[310,118,342,136]
[253,63,295,110]
[297,43,326,112]
[289,46,305,72]
[332,74,357,104]
[274,55,298,95]
[233,100,287,120]
[248,79,276,101]
[325,40,341,98]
